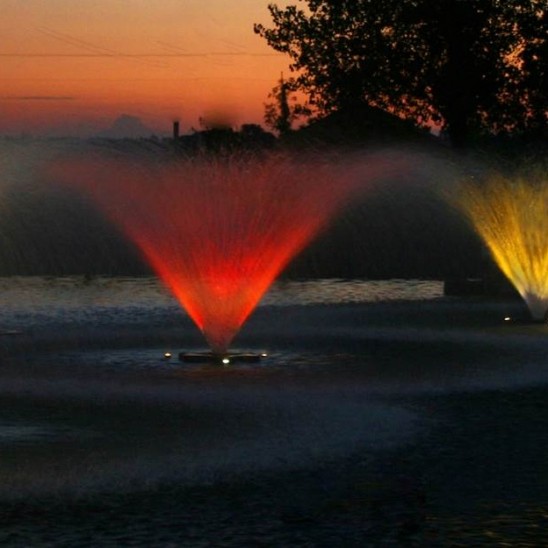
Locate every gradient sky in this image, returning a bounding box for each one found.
[1,0,291,137]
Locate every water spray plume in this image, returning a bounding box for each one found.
[456,171,548,321]
[52,151,386,354]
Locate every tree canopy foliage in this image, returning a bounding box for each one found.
[254,0,546,148]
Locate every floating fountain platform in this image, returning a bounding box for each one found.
[178,351,267,365]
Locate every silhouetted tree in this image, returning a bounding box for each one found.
[512,3,547,141]
[255,0,546,148]
[264,73,308,134]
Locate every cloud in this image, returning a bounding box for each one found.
[1,96,77,101]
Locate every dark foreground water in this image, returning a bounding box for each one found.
[0,277,547,546]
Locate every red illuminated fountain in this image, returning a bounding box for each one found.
[53,151,391,362]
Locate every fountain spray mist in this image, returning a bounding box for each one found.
[456,170,548,321]
[50,150,403,355]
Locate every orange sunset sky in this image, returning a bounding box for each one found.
[1,0,291,137]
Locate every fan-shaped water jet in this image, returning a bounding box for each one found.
[50,150,403,356]
[454,171,548,322]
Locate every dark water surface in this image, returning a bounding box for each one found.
[0,277,547,546]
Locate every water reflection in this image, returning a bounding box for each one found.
[0,276,443,311]
[264,278,443,305]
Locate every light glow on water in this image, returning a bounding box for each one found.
[457,173,548,321]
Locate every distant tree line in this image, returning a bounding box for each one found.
[255,0,546,149]
[175,123,276,154]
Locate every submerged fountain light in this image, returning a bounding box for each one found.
[456,171,548,322]
[178,351,268,365]
[52,150,393,357]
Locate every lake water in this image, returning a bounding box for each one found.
[0,275,441,321]
[0,277,547,546]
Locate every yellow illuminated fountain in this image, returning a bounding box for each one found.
[456,171,548,321]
